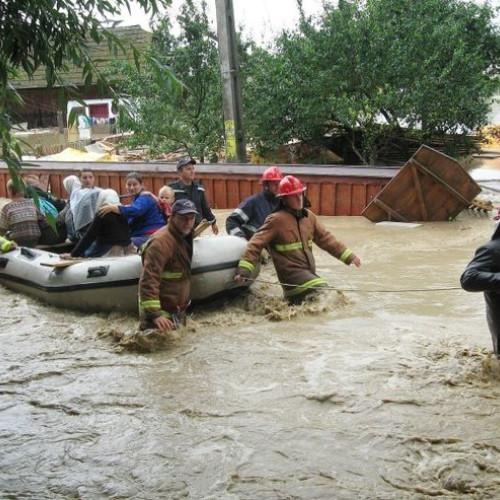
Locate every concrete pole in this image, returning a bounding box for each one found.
[214,0,246,163]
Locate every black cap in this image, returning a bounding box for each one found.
[171,199,198,215]
[176,157,196,171]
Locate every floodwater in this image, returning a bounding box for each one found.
[2,209,500,498]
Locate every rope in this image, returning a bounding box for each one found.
[242,277,462,293]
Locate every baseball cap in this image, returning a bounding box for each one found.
[171,199,198,215]
[176,157,196,171]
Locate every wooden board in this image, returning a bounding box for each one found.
[361,145,481,222]
[40,259,85,268]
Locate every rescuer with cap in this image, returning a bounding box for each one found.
[138,199,199,331]
[234,175,361,304]
[169,157,219,234]
[226,166,284,240]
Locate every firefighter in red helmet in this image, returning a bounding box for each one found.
[226,166,284,240]
[235,175,361,303]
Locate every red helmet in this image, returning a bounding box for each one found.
[277,175,306,196]
[260,166,284,184]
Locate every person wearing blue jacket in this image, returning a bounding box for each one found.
[98,172,165,247]
[461,223,500,358]
[226,166,284,240]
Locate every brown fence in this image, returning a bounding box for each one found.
[0,161,396,216]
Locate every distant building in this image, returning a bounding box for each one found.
[9,25,151,139]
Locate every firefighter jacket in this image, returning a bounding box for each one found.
[461,224,500,356]
[226,190,280,240]
[236,208,357,299]
[138,222,193,328]
[169,180,216,227]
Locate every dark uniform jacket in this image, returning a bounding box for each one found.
[169,180,216,227]
[226,190,280,240]
[236,207,357,299]
[138,222,193,328]
[461,224,500,356]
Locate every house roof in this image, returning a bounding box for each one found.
[10,25,152,89]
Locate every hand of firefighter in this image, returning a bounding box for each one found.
[153,316,175,331]
[349,255,361,267]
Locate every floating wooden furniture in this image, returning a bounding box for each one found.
[362,145,481,222]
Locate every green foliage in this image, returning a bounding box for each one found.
[242,0,500,164]
[0,0,170,182]
[110,0,224,161]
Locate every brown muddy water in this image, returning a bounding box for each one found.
[2,208,500,499]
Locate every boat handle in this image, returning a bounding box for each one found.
[20,247,37,259]
[87,265,109,278]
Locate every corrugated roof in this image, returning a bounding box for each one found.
[10,25,152,89]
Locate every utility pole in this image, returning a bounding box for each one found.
[214,0,246,163]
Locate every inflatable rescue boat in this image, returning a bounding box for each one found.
[0,235,259,312]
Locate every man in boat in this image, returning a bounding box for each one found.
[138,199,198,331]
[234,175,361,304]
[226,166,284,240]
[169,157,219,235]
[461,224,500,358]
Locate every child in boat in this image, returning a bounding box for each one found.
[60,189,136,259]
[157,185,175,223]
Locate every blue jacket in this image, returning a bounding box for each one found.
[226,190,280,240]
[119,192,165,237]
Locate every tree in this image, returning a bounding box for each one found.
[111,0,224,161]
[243,0,500,164]
[0,0,170,179]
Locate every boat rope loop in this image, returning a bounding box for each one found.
[243,277,462,293]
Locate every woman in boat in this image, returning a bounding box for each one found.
[61,175,81,243]
[98,172,165,248]
[61,189,136,259]
[65,170,102,242]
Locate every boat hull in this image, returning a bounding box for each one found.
[0,236,258,312]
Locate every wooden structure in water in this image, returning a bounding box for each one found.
[361,145,481,222]
[0,160,397,217]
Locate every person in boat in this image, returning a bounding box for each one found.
[157,185,175,223]
[0,235,17,253]
[226,166,284,240]
[234,175,361,304]
[169,157,219,234]
[0,179,44,247]
[138,199,198,331]
[62,175,81,243]
[60,189,136,259]
[460,224,500,358]
[64,169,102,242]
[98,171,165,248]
[22,175,67,246]
[24,174,67,214]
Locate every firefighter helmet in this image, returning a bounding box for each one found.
[277,175,306,196]
[259,166,284,184]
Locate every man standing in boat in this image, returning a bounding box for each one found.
[169,157,219,234]
[226,166,284,240]
[138,199,198,331]
[234,175,361,304]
